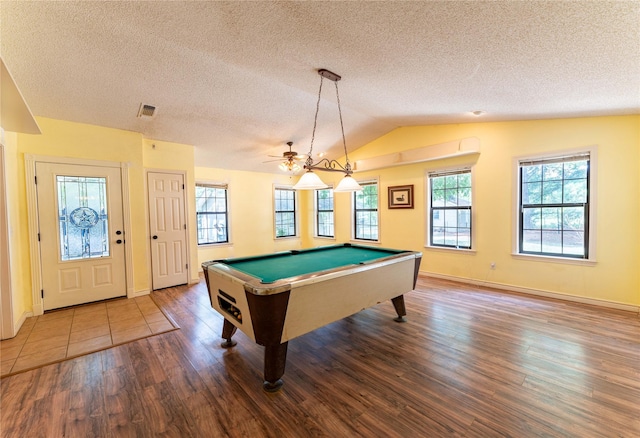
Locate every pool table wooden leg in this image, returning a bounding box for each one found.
[221,318,238,348]
[391,295,407,322]
[263,342,288,392]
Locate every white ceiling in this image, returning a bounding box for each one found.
[1,1,639,173]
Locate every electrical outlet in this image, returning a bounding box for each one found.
[490,262,496,270]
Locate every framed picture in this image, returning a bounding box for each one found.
[388,185,414,209]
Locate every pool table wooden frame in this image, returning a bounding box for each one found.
[202,244,422,392]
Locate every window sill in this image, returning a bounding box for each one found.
[350,239,380,245]
[274,236,300,241]
[197,242,232,248]
[314,236,336,241]
[425,245,476,254]
[511,253,597,266]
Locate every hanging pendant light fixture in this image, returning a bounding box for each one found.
[293,69,362,192]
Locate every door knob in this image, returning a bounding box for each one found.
[152,235,158,240]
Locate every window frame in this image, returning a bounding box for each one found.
[273,186,298,239]
[314,187,335,239]
[513,147,597,263]
[195,182,230,246]
[426,167,474,251]
[352,179,380,242]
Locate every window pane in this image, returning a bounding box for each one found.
[564,161,588,179]
[523,208,541,229]
[522,165,542,183]
[522,182,541,204]
[523,230,541,252]
[563,179,587,203]
[432,189,445,207]
[542,230,562,253]
[541,207,561,230]
[542,181,562,204]
[543,163,563,181]
[429,171,472,249]
[196,185,229,244]
[562,207,584,231]
[563,231,585,255]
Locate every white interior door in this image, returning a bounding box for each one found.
[36,162,127,310]
[148,172,188,290]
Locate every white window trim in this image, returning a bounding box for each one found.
[511,145,598,264]
[424,166,476,252]
[196,180,232,246]
[351,178,381,243]
[273,184,299,240]
[314,186,336,240]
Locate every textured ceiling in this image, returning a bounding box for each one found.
[1,1,639,172]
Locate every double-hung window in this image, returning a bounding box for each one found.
[518,152,590,258]
[428,169,472,249]
[315,188,334,238]
[196,183,229,245]
[274,187,297,238]
[353,181,379,241]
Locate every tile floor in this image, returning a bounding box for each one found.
[0,295,177,377]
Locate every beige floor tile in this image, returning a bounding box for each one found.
[38,308,75,321]
[12,345,67,373]
[108,309,144,323]
[148,320,175,334]
[109,316,147,333]
[1,358,16,375]
[69,324,111,344]
[21,333,70,356]
[72,314,109,330]
[30,317,73,335]
[73,302,107,315]
[0,343,24,361]
[142,311,170,324]
[111,325,152,345]
[67,335,113,357]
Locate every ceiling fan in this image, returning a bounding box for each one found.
[264,142,305,173]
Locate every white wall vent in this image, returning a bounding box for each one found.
[137,103,157,118]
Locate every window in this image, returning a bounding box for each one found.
[315,189,334,238]
[428,169,472,249]
[518,152,590,258]
[196,184,229,245]
[274,187,297,238]
[353,181,379,241]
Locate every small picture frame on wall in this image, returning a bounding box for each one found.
[388,185,414,209]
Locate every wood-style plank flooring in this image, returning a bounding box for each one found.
[1,276,639,437]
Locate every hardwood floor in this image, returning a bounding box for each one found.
[1,276,639,437]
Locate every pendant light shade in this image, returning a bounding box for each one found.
[293,171,328,190]
[333,175,363,192]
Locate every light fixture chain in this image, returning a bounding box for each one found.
[309,75,325,158]
[334,80,351,172]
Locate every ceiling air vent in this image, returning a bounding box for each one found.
[137,103,157,118]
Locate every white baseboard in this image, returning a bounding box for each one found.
[14,310,33,336]
[421,271,640,314]
[132,289,150,297]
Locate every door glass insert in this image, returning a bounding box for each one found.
[57,175,110,260]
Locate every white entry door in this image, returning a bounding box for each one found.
[148,172,188,290]
[36,162,127,310]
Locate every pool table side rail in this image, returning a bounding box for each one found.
[203,251,420,296]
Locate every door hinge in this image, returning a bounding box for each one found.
[41,289,44,298]
[182,184,185,190]
[38,233,41,241]
[184,224,186,230]
[35,176,38,184]
[186,264,188,269]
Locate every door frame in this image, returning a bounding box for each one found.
[144,168,191,291]
[25,154,134,316]
[0,141,16,338]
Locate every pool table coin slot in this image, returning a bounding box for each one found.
[217,295,243,323]
[218,289,236,303]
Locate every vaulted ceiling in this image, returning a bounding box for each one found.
[2,1,639,172]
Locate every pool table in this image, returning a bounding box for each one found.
[201,243,422,392]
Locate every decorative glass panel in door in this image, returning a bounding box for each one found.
[57,175,110,260]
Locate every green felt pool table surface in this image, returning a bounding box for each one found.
[222,244,406,284]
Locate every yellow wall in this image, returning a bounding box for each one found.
[7,117,196,321]
[5,114,639,323]
[304,115,639,307]
[195,166,302,266]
